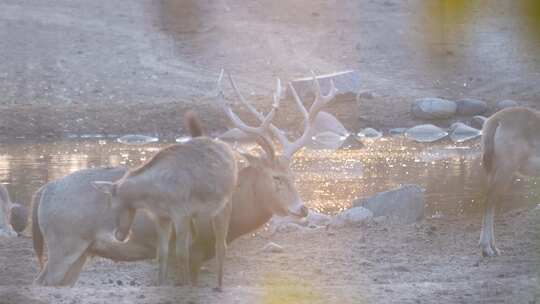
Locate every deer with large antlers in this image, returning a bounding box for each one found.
[479,106,540,257]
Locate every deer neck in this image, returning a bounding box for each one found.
[227,169,273,242]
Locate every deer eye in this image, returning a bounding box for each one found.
[273,176,283,186]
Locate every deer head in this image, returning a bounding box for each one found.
[216,70,309,217]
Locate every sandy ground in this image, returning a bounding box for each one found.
[0,0,539,139]
[0,206,539,303]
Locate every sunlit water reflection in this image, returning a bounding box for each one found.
[1,138,538,218]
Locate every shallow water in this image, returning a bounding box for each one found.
[1,138,538,218]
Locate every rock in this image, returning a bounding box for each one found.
[288,70,360,99]
[175,135,192,143]
[405,124,448,143]
[449,122,482,143]
[306,210,331,226]
[274,222,304,233]
[456,98,488,115]
[355,128,382,140]
[411,98,457,119]
[331,206,373,227]
[496,99,519,110]
[117,134,158,145]
[353,185,425,224]
[471,115,488,129]
[389,128,407,136]
[262,242,284,253]
[306,111,349,151]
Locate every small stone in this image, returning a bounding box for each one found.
[116,280,123,286]
[389,128,407,136]
[405,124,448,143]
[262,242,284,253]
[496,99,519,110]
[331,207,373,227]
[449,122,482,143]
[117,134,158,145]
[411,98,457,119]
[356,128,382,140]
[306,210,331,226]
[137,295,146,299]
[456,98,488,115]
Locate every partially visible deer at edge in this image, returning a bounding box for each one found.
[479,106,540,257]
[0,183,28,236]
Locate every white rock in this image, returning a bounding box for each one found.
[288,70,360,99]
[262,242,284,253]
[355,128,382,140]
[449,122,481,143]
[411,98,457,119]
[354,185,425,224]
[405,124,448,143]
[389,128,407,136]
[175,136,192,143]
[456,98,488,116]
[331,207,373,227]
[306,210,332,226]
[117,134,158,145]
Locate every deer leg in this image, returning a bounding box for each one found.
[212,199,232,292]
[61,252,88,287]
[480,165,515,257]
[173,215,192,286]
[36,239,90,286]
[156,217,172,286]
[189,246,204,287]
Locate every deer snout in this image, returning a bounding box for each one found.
[288,203,309,218]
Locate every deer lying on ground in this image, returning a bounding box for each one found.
[479,106,540,257]
[91,112,238,290]
[31,71,338,287]
[0,183,28,236]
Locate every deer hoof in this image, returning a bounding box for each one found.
[481,246,497,258]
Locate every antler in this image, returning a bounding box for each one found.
[216,69,278,162]
[227,71,337,159]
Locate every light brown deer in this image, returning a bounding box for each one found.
[479,106,540,257]
[91,112,237,290]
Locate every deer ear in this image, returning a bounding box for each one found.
[240,153,266,168]
[91,181,116,196]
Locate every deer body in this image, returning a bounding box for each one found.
[479,107,540,257]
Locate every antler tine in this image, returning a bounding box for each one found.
[217,69,278,138]
[308,71,337,120]
[227,72,290,147]
[282,73,337,158]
